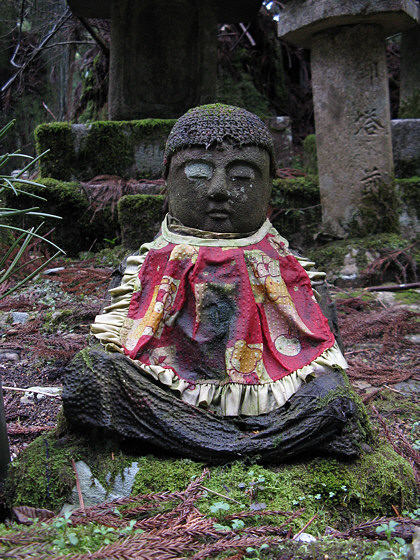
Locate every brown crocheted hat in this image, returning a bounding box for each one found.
[163,104,276,176]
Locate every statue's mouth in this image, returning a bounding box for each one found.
[207,206,231,220]
[207,211,230,220]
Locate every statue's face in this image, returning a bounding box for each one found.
[167,142,272,233]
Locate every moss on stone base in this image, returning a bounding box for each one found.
[118,194,165,250]
[349,178,400,237]
[5,424,416,535]
[308,233,417,282]
[302,134,318,176]
[399,90,420,119]
[3,178,119,256]
[35,123,76,181]
[270,176,321,248]
[35,119,176,181]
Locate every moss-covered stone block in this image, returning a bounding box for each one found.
[34,120,176,181]
[3,179,119,256]
[270,176,321,249]
[118,194,165,250]
[399,90,420,119]
[303,134,318,176]
[4,428,417,535]
[308,233,419,285]
[34,123,76,182]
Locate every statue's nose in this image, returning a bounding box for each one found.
[207,168,228,200]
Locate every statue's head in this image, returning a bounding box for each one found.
[163,104,275,234]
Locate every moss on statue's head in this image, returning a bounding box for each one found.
[163,104,276,177]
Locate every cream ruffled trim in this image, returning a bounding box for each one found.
[91,222,348,416]
[127,340,346,416]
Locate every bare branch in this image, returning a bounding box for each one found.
[1,7,73,95]
[77,16,110,58]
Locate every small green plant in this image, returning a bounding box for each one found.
[0,120,65,299]
[103,236,119,246]
[366,520,410,560]
[402,507,420,520]
[209,501,230,519]
[237,470,267,509]
[48,511,79,551]
[244,543,270,559]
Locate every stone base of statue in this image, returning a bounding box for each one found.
[62,346,368,464]
[4,421,417,529]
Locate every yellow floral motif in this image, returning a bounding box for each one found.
[244,250,313,353]
[226,340,265,382]
[268,236,290,257]
[122,276,180,350]
[170,244,199,262]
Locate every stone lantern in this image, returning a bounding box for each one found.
[278,0,419,237]
[67,0,263,120]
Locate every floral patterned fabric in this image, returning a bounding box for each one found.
[92,218,346,416]
[122,221,334,382]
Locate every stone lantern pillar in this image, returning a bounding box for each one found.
[67,0,263,119]
[278,1,419,238]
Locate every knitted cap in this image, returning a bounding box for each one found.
[163,104,276,176]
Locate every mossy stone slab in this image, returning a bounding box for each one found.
[35,120,176,181]
[4,428,417,535]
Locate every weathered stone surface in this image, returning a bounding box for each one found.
[36,121,175,181]
[311,24,396,237]
[69,460,140,508]
[11,312,28,325]
[63,348,367,464]
[109,0,217,119]
[409,527,420,560]
[391,119,420,177]
[277,0,419,48]
[265,116,293,168]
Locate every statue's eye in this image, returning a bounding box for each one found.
[185,162,213,180]
[228,164,254,183]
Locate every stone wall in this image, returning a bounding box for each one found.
[35,120,176,181]
[34,117,294,181]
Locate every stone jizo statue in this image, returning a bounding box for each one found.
[63,105,366,463]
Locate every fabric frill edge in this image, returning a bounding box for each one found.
[128,340,347,416]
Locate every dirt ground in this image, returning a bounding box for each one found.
[0,257,418,478]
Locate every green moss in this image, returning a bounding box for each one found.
[396,176,420,214]
[35,119,176,181]
[3,178,119,256]
[81,122,133,178]
[270,176,321,246]
[373,389,420,421]
[130,119,175,139]
[399,89,420,118]
[349,178,399,237]
[302,134,318,176]
[118,194,165,250]
[308,234,413,277]
[394,289,420,305]
[35,123,76,181]
[5,427,416,532]
[4,432,83,511]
